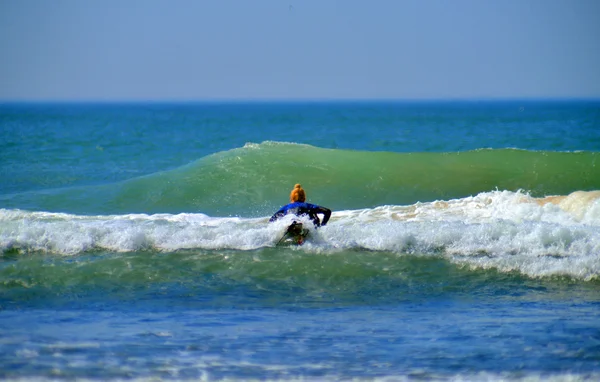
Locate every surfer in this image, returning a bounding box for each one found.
[270,184,331,227]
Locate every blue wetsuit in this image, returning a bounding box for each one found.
[269,202,332,227]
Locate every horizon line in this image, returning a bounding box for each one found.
[1,96,600,105]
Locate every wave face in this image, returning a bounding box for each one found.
[2,189,599,281]
[2,142,600,217]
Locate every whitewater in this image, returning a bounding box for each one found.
[3,189,599,280]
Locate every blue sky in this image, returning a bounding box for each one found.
[1,0,599,101]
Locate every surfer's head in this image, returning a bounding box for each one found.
[290,184,306,203]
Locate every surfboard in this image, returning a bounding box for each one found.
[276,221,310,246]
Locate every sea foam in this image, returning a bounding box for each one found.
[1,190,599,280]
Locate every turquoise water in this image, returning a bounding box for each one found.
[1,101,600,380]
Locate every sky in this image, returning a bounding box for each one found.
[0,0,599,101]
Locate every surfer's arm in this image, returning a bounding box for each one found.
[317,206,331,226]
[269,204,290,222]
[269,210,285,222]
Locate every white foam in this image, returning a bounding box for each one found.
[326,191,600,280]
[0,209,308,255]
[1,190,599,279]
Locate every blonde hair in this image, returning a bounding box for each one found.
[289,184,306,202]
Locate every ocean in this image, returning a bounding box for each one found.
[1,101,599,381]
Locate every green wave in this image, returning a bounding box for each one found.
[2,249,597,310]
[3,142,599,216]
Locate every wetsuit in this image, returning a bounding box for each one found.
[269,202,331,227]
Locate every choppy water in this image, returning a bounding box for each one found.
[1,101,599,381]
